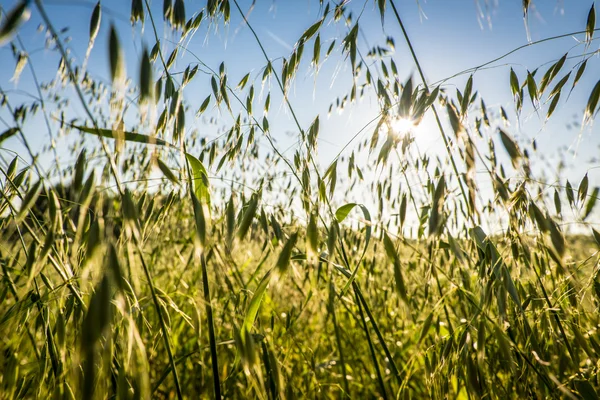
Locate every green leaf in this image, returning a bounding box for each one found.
[241,269,273,335]
[72,123,176,148]
[335,203,357,222]
[185,153,211,208]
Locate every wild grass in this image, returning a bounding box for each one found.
[1,0,600,398]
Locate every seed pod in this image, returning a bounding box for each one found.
[173,0,186,29]
[0,2,31,47]
[89,2,101,44]
[131,0,144,25]
[108,24,124,84]
[139,46,153,103]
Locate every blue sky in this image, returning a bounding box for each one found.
[0,0,599,229]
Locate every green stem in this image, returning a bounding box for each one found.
[354,282,402,384]
[135,241,184,400]
[34,0,123,195]
[388,0,475,227]
[35,4,185,398]
[329,281,350,396]
[201,251,222,399]
[430,27,600,87]
[183,142,221,398]
[353,286,388,399]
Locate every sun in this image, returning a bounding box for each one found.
[390,117,419,138]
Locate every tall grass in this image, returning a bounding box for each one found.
[1,0,600,398]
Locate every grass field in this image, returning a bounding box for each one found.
[2,0,600,399]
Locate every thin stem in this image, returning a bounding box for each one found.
[16,34,65,187]
[329,281,350,396]
[34,0,123,195]
[183,142,221,398]
[35,3,184,398]
[430,27,600,87]
[201,251,222,399]
[353,286,388,399]
[135,241,184,400]
[388,0,475,227]
[354,282,402,385]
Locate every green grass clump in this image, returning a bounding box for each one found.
[2,0,600,398]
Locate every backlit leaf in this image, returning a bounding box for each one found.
[335,203,357,222]
[185,153,211,208]
[72,124,176,148]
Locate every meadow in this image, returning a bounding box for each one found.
[1,0,600,398]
